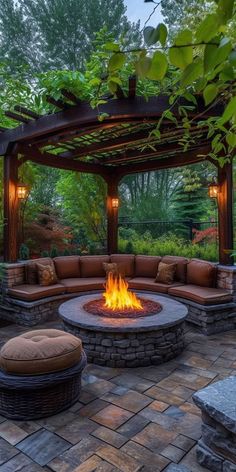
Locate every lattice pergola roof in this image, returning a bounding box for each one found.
[0,78,223,180]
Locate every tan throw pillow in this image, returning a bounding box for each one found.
[36,262,58,286]
[155,262,176,285]
[103,262,119,277]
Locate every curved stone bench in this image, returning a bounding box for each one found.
[1,255,236,335]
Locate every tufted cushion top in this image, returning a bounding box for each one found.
[0,329,82,375]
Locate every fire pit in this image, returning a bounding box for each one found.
[84,273,162,319]
[59,276,187,367]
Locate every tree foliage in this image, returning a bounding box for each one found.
[0,0,141,72]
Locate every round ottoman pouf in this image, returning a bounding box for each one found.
[0,329,87,420]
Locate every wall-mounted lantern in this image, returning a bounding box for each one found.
[208,182,219,199]
[17,183,29,200]
[111,198,119,209]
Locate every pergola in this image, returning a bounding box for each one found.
[0,77,233,264]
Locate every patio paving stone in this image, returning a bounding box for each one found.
[111,373,154,392]
[0,321,236,470]
[55,416,98,444]
[16,429,71,466]
[171,434,196,452]
[121,440,170,471]
[91,404,134,429]
[0,421,28,445]
[144,386,184,405]
[96,444,142,472]
[78,399,109,418]
[160,444,186,462]
[116,414,150,438]
[132,422,177,452]
[101,390,152,413]
[0,438,19,465]
[48,436,104,471]
[92,426,128,447]
[0,452,44,471]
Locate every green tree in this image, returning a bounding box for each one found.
[0,0,141,72]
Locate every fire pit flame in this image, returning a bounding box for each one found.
[103,272,143,311]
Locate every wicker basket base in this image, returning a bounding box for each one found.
[0,350,87,420]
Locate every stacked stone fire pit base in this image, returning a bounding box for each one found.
[59,292,187,368]
[193,376,236,472]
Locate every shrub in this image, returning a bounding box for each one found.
[125,241,134,254]
[19,243,30,260]
[50,246,58,258]
[118,232,218,262]
[41,250,49,257]
[63,248,71,256]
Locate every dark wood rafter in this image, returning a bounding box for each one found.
[14,106,41,120]
[61,89,80,105]
[113,145,212,178]
[5,111,31,124]
[46,96,66,109]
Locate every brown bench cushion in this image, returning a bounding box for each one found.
[168,284,233,305]
[187,259,217,287]
[8,283,65,301]
[60,277,105,293]
[54,256,80,279]
[80,256,109,277]
[162,256,189,283]
[135,256,161,278]
[110,254,135,277]
[129,277,183,294]
[0,329,82,375]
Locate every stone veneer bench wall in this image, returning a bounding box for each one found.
[0,255,236,334]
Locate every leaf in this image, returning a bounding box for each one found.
[169,30,193,70]
[104,42,120,52]
[217,0,234,23]
[196,14,221,42]
[203,84,218,105]
[98,112,110,122]
[156,23,168,47]
[220,97,236,125]
[108,53,125,72]
[109,76,122,85]
[146,51,168,80]
[229,51,236,66]
[226,132,236,147]
[204,38,232,73]
[143,26,159,46]
[135,56,151,78]
[181,60,203,86]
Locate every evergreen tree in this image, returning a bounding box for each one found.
[173,167,208,239]
[0,0,141,72]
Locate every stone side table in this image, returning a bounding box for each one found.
[193,376,236,472]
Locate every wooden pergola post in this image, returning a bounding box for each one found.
[218,161,233,265]
[107,177,120,254]
[3,153,19,262]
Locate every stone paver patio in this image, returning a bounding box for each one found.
[0,320,235,472]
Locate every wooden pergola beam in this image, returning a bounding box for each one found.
[129,76,136,98]
[18,145,110,177]
[5,111,31,124]
[114,145,211,178]
[0,96,224,156]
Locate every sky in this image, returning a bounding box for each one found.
[124,0,163,27]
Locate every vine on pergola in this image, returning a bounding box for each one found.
[92,0,236,167]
